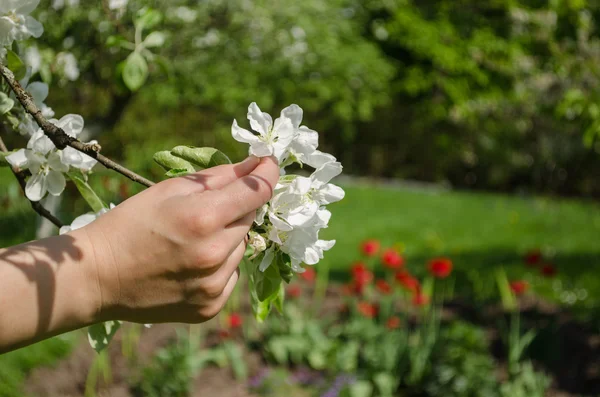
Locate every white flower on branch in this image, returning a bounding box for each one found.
[6,113,97,201]
[233,103,344,275]
[232,102,295,160]
[16,76,55,136]
[7,145,68,202]
[0,0,43,51]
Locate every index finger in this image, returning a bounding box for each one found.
[215,156,280,224]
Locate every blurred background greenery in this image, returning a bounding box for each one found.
[3,0,600,196]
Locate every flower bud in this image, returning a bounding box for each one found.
[249,232,267,258]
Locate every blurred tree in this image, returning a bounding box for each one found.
[16,0,600,196]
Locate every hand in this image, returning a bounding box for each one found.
[79,156,279,324]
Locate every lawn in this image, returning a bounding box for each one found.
[321,182,600,306]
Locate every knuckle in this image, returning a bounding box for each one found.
[202,276,226,299]
[203,244,228,267]
[187,209,219,235]
[199,302,223,320]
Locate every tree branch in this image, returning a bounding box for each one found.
[0,63,155,188]
[0,136,64,228]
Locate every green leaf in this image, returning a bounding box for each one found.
[171,146,232,170]
[68,172,107,213]
[276,252,294,284]
[165,168,193,178]
[273,283,285,314]
[254,261,282,302]
[223,342,248,380]
[308,350,327,370]
[374,373,396,397]
[153,150,196,173]
[135,8,163,30]
[106,35,130,48]
[342,381,373,397]
[6,50,26,80]
[0,92,14,114]
[254,299,271,323]
[88,321,121,353]
[40,65,52,85]
[144,31,167,48]
[123,52,148,92]
[267,338,288,364]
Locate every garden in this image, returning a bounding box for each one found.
[1,1,600,397]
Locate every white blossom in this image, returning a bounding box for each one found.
[16,77,55,136]
[55,52,80,81]
[6,114,97,201]
[0,0,43,53]
[232,103,344,275]
[59,204,114,235]
[232,102,294,160]
[108,0,128,10]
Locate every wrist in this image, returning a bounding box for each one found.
[73,225,117,324]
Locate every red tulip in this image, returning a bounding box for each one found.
[525,249,542,266]
[227,313,243,329]
[356,302,378,318]
[381,248,404,269]
[351,262,373,287]
[395,271,420,293]
[541,264,557,277]
[412,292,430,307]
[428,258,453,279]
[510,280,529,296]
[361,239,380,256]
[375,279,392,295]
[288,284,302,298]
[300,267,316,283]
[386,316,402,329]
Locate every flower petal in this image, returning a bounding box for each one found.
[56,114,84,137]
[279,104,303,130]
[25,171,47,201]
[269,212,293,231]
[27,82,48,104]
[311,161,342,187]
[28,130,55,155]
[46,169,66,196]
[315,183,345,205]
[249,141,274,157]
[24,16,43,38]
[70,213,98,230]
[232,119,260,144]
[16,0,40,15]
[6,149,28,168]
[305,150,337,169]
[255,204,268,226]
[48,151,69,172]
[247,102,272,136]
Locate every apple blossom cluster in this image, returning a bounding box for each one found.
[6,114,98,201]
[0,0,43,59]
[232,103,345,274]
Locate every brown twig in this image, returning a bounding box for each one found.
[0,135,64,228]
[0,64,155,188]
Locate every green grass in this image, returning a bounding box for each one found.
[320,183,600,306]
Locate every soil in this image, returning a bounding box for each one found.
[22,288,600,397]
